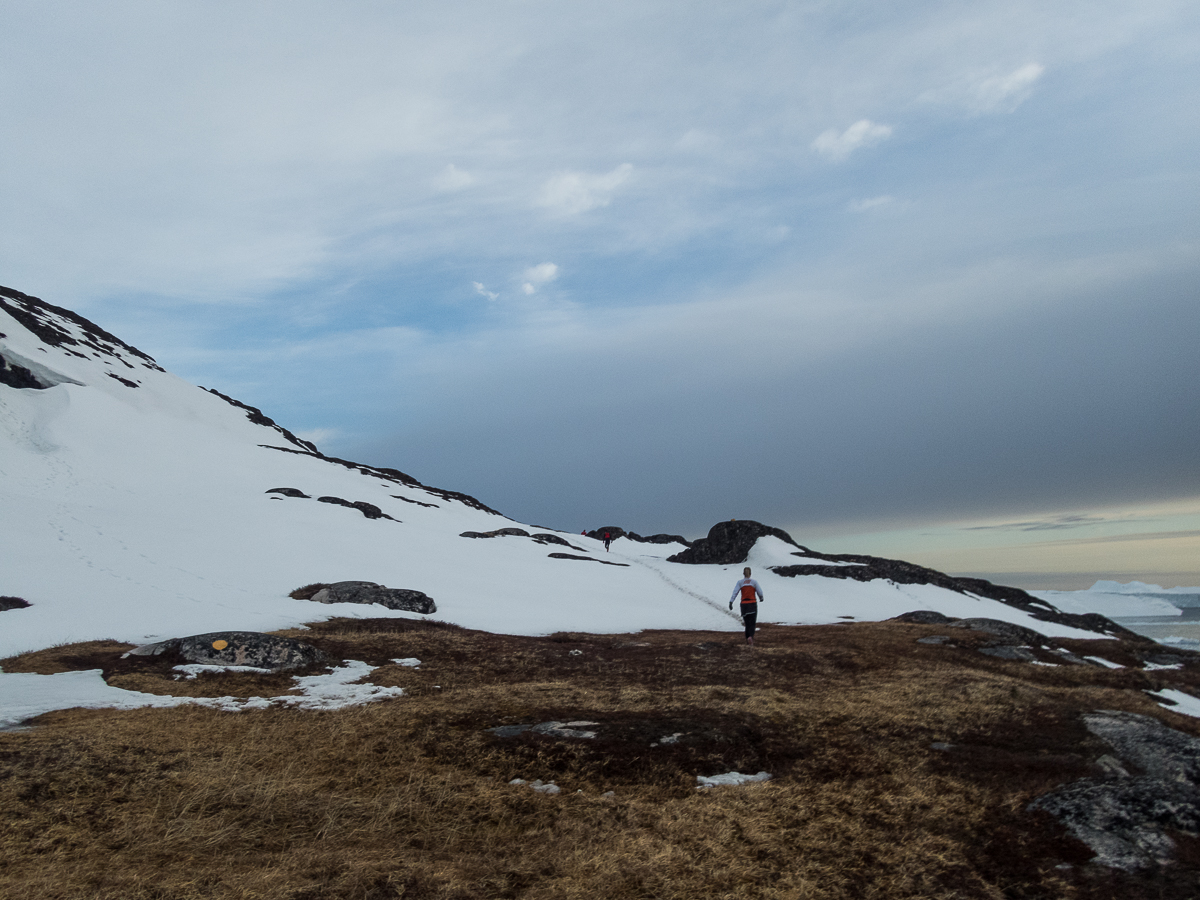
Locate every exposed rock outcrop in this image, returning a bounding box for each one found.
[461,527,531,539]
[584,527,691,547]
[0,355,45,389]
[124,631,327,670]
[0,596,31,611]
[316,496,393,520]
[266,487,311,498]
[778,549,1141,640]
[547,552,630,567]
[667,520,802,565]
[0,284,164,371]
[307,581,437,614]
[1031,710,1200,870]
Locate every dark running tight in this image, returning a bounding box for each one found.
[741,606,757,641]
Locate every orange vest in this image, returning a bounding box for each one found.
[739,582,758,603]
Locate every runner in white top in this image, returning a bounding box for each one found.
[729,566,764,646]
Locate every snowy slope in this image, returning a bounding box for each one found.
[1,285,1108,668]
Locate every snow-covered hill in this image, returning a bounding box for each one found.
[1,285,1116,665]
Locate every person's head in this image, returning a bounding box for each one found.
[744,567,751,577]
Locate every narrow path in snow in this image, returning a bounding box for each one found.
[624,554,741,622]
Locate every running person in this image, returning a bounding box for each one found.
[729,567,764,646]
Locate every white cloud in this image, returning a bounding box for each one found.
[537,164,632,215]
[473,281,499,300]
[973,63,1045,112]
[294,427,338,448]
[521,262,559,294]
[433,163,475,191]
[811,120,893,162]
[848,195,895,212]
[922,63,1046,114]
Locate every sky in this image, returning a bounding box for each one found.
[2,0,1198,589]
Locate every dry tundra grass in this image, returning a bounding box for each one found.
[2,617,1199,899]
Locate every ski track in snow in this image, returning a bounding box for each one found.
[628,554,741,622]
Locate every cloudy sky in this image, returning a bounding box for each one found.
[3,1,1198,589]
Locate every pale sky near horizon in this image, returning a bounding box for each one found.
[2,1,1198,589]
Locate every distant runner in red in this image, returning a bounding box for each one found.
[729,567,764,646]
[604,532,611,551]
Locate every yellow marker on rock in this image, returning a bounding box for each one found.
[212,639,228,650]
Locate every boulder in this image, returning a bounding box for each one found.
[1030,710,1200,870]
[266,487,310,498]
[124,631,326,670]
[460,527,530,539]
[892,610,955,625]
[309,581,437,614]
[0,595,31,611]
[951,618,1051,647]
[668,520,803,565]
[316,496,393,519]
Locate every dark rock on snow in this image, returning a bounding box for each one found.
[460,527,531,539]
[125,631,327,670]
[777,546,1140,640]
[0,284,164,371]
[548,552,630,567]
[584,527,692,547]
[309,581,436,614]
[531,533,583,549]
[667,520,801,565]
[1031,710,1200,870]
[0,596,31,611]
[266,487,311,498]
[0,355,46,389]
[391,493,438,508]
[316,496,393,520]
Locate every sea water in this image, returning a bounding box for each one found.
[1111,607,1200,650]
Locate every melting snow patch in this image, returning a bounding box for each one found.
[510,778,561,794]
[1150,689,1200,719]
[173,664,273,680]
[392,658,421,667]
[697,771,772,789]
[0,661,402,727]
[1145,662,1183,671]
[1085,657,1123,669]
[275,660,404,710]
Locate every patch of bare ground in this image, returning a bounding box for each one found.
[2,619,1199,899]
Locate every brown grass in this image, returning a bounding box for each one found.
[2,619,1199,899]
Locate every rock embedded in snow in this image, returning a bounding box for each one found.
[125,631,327,671]
[266,487,311,498]
[1,596,31,611]
[316,496,393,520]
[460,527,531,539]
[547,552,630,567]
[309,581,437,614]
[668,520,802,565]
